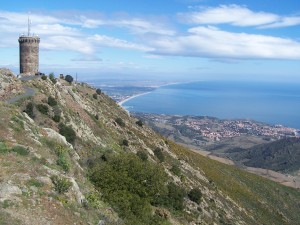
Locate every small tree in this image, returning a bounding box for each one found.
[136,120,143,127]
[137,151,148,161]
[58,123,76,144]
[49,73,57,84]
[65,75,73,83]
[41,75,47,80]
[53,115,61,123]
[171,164,181,176]
[122,139,129,146]
[24,102,35,119]
[115,118,125,127]
[154,147,164,162]
[48,96,57,106]
[92,93,98,100]
[96,88,102,95]
[188,188,202,204]
[36,104,49,115]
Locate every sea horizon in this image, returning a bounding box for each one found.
[121,80,300,130]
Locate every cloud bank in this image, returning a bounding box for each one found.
[1,5,300,62]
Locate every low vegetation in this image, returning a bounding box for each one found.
[36,104,49,115]
[48,96,57,106]
[58,123,76,144]
[115,117,125,127]
[24,102,35,118]
[154,147,165,162]
[51,175,72,194]
[89,153,186,224]
[188,188,202,204]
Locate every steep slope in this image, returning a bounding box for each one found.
[1,70,300,225]
[228,138,300,173]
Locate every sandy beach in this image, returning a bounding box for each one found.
[118,92,152,106]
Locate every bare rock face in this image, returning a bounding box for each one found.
[0,182,22,202]
[0,68,22,100]
[43,127,73,149]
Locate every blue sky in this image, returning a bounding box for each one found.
[1,0,300,81]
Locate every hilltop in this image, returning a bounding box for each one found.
[1,69,300,225]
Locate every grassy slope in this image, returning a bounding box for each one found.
[170,142,300,225]
[229,138,300,173]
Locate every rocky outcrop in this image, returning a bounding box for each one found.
[43,128,73,149]
[0,182,22,202]
[0,68,22,100]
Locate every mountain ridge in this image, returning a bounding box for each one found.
[1,69,300,225]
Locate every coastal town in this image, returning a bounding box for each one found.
[133,112,299,143]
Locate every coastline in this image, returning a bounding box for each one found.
[118,80,201,107]
[118,91,152,106]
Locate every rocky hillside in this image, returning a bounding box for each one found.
[0,68,22,101]
[1,69,300,225]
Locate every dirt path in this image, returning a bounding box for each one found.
[6,86,36,104]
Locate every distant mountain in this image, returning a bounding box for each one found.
[229,138,300,173]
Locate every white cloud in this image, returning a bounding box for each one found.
[259,16,300,28]
[112,18,175,35]
[90,34,153,51]
[42,36,94,54]
[178,5,300,28]
[149,26,300,60]
[178,5,278,26]
[79,15,175,35]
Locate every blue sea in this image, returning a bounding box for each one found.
[122,81,300,129]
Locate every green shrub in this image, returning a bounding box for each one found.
[36,104,49,115]
[48,96,57,106]
[170,164,181,176]
[92,93,98,99]
[27,179,44,188]
[188,188,202,204]
[85,192,102,209]
[57,155,70,172]
[24,102,35,119]
[41,75,47,80]
[94,114,99,120]
[49,73,57,84]
[136,120,143,127]
[65,75,73,83]
[154,182,186,211]
[137,151,148,161]
[53,115,61,123]
[122,139,129,146]
[50,175,72,194]
[0,142,9,154]
[154,148,165,162]
[115,118,125,127]
[89,153,168,224]
[96,88,102,95]
[11,145,29,156]
[58,123,76,144]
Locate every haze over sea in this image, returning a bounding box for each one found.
[122,81,300,129]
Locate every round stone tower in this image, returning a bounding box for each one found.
[18,36,40,75]
[18,17,40,75]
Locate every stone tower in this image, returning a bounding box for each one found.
[18,16,40,75]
